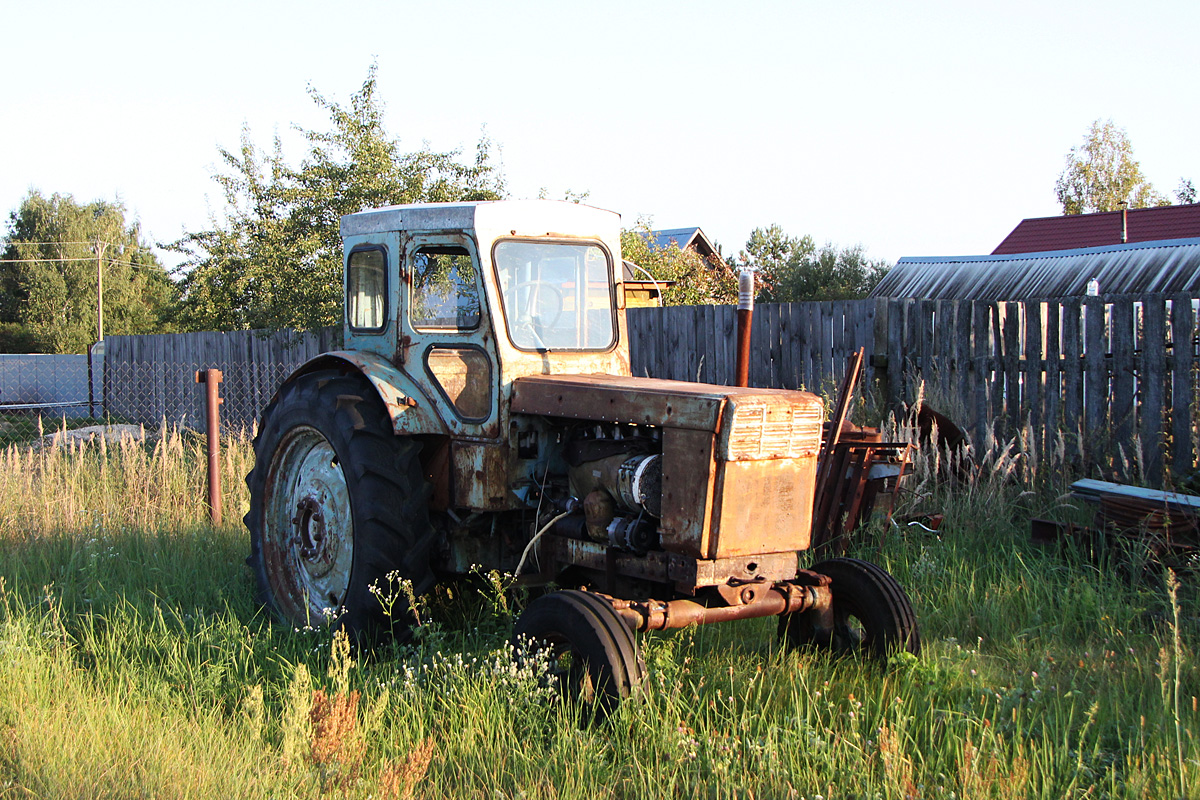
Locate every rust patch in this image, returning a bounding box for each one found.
[536,535,798,594]
[394,334,414,367]
[450,441,510,510]
[709,455,818,557]
[657,428,717,558]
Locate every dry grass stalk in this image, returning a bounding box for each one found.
[0,723,17,771]
[377,737,436,800]
[876,722,917,799]
[309,688,365,790]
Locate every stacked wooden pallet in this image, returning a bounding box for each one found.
[1037,479,1200,568]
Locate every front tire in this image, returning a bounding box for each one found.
[245,369,435,641]
[782,557,920,659]
[513,590,646,718]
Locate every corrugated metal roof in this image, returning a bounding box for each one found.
[870,237,1200,300]
[993,204,1200,254]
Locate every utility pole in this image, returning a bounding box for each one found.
[96,241,104,341]
[93,235,107,342]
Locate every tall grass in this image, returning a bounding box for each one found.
[0,426,1195,798]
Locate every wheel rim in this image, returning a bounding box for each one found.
[534,633,595,703]
[261,425,354,625]
[830,608,868,654]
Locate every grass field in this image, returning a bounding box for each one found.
[0,424,1195,799]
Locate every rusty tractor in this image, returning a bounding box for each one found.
[246,200,919,712]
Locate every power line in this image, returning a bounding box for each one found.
[0,241,161,252]
[0,256,167,270]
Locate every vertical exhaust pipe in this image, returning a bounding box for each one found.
[736,269,754,387]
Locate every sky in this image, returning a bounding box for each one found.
[2,0,1198,270]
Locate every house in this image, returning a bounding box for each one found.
[622,260,671,308]
[871,205,1200,301]
[993,204,1200,255]
[622,227,718,307]
[642,227,720,262]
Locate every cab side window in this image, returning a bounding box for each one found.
[411,245,480,331]
[347,247,387,331]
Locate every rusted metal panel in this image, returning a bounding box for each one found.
[685,551,797,589]
[658,427,718,558]
[286,351,449,437]
[511,373,825,436]
[451,441,511,510]
[710,456,817,557]
[511,373,726,430]
[538,534,798,593]
[540,535,675,584]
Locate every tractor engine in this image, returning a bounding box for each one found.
[563,423,663,554]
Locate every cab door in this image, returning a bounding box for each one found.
[401,232,500,445]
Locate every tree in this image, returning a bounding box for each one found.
[170,66,506,331]
[620,221,737,306]
[0,191,175,353]
[1177,178,1197,205]
[732,224,814,302]
[1055,119,1167,215]
[730,225,889,302]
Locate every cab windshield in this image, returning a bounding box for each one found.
[492,240,615,351]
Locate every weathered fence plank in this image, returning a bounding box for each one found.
[1062,299,1083,463]
[972,301,992,452]
[1171,295,1195,478]
[1044,301,1061,462]
[1003,302,1021,440]
[1142,297,1166,484]
[1084,297,1106,463]
[1110,300,1136,477]
[1025,301,1043,465]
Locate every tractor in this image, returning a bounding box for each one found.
[246,200,919,711]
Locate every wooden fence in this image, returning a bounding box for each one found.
[101,292,1200,482]
[630,293,1200,483]
[628,300,880,392]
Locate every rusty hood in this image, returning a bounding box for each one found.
[510,374,824,461]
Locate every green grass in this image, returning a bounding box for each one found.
[0,429,1195,799]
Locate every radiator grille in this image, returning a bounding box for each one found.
[722,400,823,460]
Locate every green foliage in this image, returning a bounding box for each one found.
[732,223,890,302]
[619,221,736,306]
[170,65,506,332]
[0,430,1196,798]
[1055,119,1168,215]
[0,191,175,353]
[1177,178,1197,205]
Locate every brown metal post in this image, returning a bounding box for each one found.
[195,369,223,526]
[735,269,754,387]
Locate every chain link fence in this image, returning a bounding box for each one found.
[0,350,316,446]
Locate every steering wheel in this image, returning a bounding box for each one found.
[513,281,564,327]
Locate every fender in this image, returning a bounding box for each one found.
[284,351,449,437]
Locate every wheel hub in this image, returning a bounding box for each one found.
[262,426,355,622]
[293,497,336,574]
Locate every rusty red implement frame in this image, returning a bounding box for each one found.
[810,349,914,553]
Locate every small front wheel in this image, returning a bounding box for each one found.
[513,590,645,717]
[782,557,920,659]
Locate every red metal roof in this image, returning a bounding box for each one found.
[992,204,1200,254]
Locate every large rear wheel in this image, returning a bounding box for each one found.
[782,557,920,659]
[246,369,435,640]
